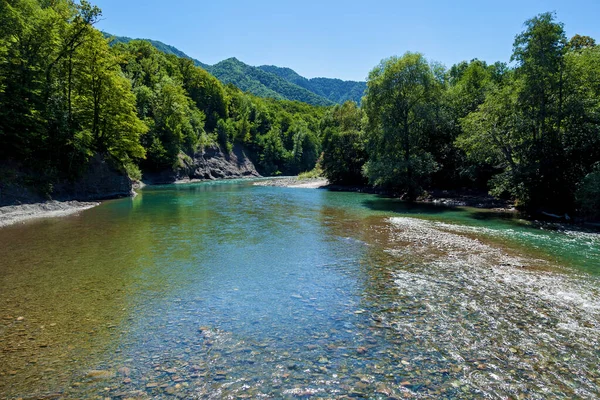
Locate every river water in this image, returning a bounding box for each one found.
[0,180,599,399]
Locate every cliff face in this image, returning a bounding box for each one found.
[143,144,260,184]
[0,154,133,206]
[54,154,134,201]
[0,145,259,206]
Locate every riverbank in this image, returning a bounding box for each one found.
[0,200,99,228]
[254,177,515,211]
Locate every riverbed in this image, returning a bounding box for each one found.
[0,179,598,399]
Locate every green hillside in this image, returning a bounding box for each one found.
[102,33,210,69]
[208,58,334,106]
[103,33,364,106]
[259,65,367,104]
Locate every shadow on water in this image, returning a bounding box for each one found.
[469,210,521,221]
[363,194,600,236]
[361,197,450,215]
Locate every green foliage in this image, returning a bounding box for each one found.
[73,29,147,163]
[457,83,524,198]
[568,34,597,51]
[103,32,210,69]
[111,40,324,176]
[321,101,367,185]
[144,77,204,168]
[259,65,367,104]
[362,53,442,198]
[576,164,600,219]
[216,119,235,153]
[209,58,334,106]
[104,34,367,107]
[0,0,144,179]
[124,161,142,181]
[178,58,227,132]
[457,12,600,212]
[298,163,323,179]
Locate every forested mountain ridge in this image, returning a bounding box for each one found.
[208,57,334,106]
[258,65,367,104]
[102,32,210,69]
[103,33,364,106]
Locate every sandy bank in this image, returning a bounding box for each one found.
[0,200,99,228]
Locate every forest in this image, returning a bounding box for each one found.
[1,0,599,219]
[321,15,600,219]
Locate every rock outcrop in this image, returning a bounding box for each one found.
[143,144,260,184]
[0,154,132,206]
[0,144,259,206]
[54,154,134,200]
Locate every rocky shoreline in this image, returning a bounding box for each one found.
[142,144,260,184]
[253,177,329,189]
[0,200,99,228]
[254,177,516,211]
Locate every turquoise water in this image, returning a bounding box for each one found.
[0,180,598,399]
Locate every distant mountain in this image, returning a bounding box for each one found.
[102,33,210,69]
[258,65,366,104]
[208,58,334,106]
[103,33,365,106]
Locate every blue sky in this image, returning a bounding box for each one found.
[93,0,600,81]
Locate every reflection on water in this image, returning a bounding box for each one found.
[0,180,599,399]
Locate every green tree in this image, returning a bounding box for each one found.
[568,34,596,51]
[511,12,571,209]
[321,101,367,185]
[178,58,227,132]
[72,29,147,165]
[458,82,531,201]
[362,53,441,198]
[143,77,204,169]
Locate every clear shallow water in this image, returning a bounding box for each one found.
[0,180,599,399]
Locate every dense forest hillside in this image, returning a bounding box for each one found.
[208,58,334,106]
[103,33,363,106]
[258,65,366,104]
[102,33,207,68]
[0,1,325,205]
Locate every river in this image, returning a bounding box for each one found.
[0,180,599,399]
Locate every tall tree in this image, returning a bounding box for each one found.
[362,52,441,198]
[320,101,367,185]
[72,29,147,166]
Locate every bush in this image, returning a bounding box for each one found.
[124,162,142,182]
[298,162,323,179]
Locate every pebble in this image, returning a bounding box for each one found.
[86,370,115,380]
